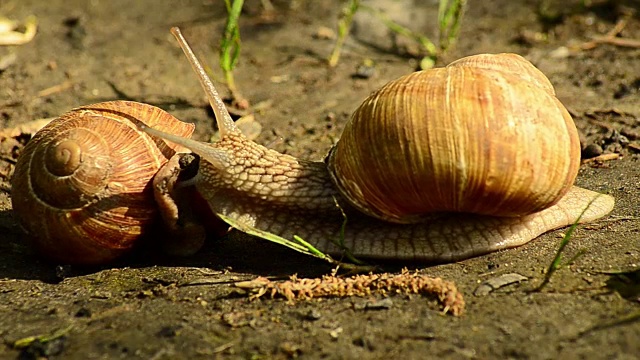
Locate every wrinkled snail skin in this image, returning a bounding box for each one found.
[194,180,612,261]
[143,30,615,262]
[11,101,195,265]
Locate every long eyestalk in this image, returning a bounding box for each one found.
[170,27,239,137]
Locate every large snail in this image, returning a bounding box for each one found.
[11,28,614,265]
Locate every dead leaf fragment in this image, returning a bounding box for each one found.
[0,15,38,46]
[474,273,528,296]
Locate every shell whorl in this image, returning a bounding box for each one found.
[29,115,113,210]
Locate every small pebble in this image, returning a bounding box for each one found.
[549,46,570,59]
[304,309,322,321]
[628,143,640,153]
[329,326,343,340]
[474,273,527,296]
[313,26,335,40]
[279,341,302,357]
[604,143,623,154]
[582,144,603,159]
[74,307,91,318]
[354,59,376,79]
[354,297,393,310]
[606,129,629,147]
[354,65,375,79]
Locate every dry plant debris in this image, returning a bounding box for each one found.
[0,15,37,46]
[582,153,621,165]
[235,268,465,316]
[0,118,53,139]
[578,15,640,51]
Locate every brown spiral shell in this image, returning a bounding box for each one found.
[328,53,581,224]
[11,101,195,265]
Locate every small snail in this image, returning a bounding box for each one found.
[11,101,196,264]
[141,28,614,262]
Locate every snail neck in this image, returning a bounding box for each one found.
[195,133,341,213]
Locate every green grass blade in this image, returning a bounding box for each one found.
[533,195,602,292]
[438,0,466,51]
[328,0,360,67]
[221,0,244,95]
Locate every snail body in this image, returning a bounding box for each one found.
[141,29,614,262]
[11,101,195,264]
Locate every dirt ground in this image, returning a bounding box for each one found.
[0,0,639,359]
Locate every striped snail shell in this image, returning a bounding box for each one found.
[327,53,580,223]
[11,101,195,265]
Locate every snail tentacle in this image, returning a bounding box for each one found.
[170,27,239,138]
[141,125,231,171]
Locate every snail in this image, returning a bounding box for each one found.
[140,28,614,262]
[10,27,615,265]
[10,101,199,264]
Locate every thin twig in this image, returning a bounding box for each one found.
[578,16,640,50]
[581,153,621,164]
